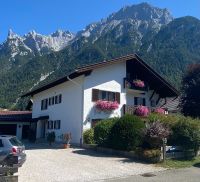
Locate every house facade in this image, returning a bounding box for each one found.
[22,54,179,144]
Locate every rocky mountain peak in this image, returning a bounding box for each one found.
[107,2,173,24]
[7,29,20,39]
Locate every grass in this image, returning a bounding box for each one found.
[157,156,200,168]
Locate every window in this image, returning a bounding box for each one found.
[54,120,61,129]
[41,99,48,110]
[47,120,54,129]
[58,94,62,104]
[0,139,3,147]
[92,89,120,103]
[49,98,52,106]
[55,95,58,104]
[134,97,146,106]
[52,97,55,105]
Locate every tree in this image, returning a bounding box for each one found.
[181,64,200,117]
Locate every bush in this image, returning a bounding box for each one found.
[171,118,200,154]
[94,118,118,146]
[135,105,149,117]
[142,121,171,149]
[83,129,94,144]
[147,113,181,128]
[47,132,55,145]
[109,114,145,151]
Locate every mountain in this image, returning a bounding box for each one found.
[140,16,200,84]
[0,29,74,59]
[0,3,199,109]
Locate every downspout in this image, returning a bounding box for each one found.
[67,75,84,146]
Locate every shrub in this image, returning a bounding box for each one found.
[109,114,145,151]
[147,113,180,128]
[94,118,118,146]
[47,132,55,145]
[83,129,94,144]
[142,121,171,149]
[135,105,149,117]
[171,119,200,154]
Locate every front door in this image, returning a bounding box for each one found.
[22,125,30,139]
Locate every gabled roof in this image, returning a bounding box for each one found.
[22,54,179,98]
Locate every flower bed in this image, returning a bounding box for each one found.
[95,100,119,111]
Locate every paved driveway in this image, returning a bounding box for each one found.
[18,144,164,182]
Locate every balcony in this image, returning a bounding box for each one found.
[124,78,148,93]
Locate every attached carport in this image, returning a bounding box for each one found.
[0,111,32,139]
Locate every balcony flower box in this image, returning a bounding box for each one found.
[133,79,145,88]
[135,105,149,117]
[95,100,119,112]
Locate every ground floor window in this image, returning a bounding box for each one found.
[47,120,61,129]
[134,97,146,106]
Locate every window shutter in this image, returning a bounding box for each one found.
[92,89,99,102]
[115,92,120,104]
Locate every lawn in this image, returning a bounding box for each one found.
[157,156,200,168]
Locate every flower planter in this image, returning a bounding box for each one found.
[63,144,70,149]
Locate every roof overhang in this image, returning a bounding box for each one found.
[21,54,179,98]
[32,115,49,122]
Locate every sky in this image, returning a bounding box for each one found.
[0,0,199,42]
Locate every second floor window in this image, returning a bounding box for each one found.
[92,89,120,103]
[41,99,48,110]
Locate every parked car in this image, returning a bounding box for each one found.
[0,135,26,175]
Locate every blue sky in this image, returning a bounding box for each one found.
[0,0,199,42]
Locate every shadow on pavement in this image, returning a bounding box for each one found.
[193,163,200,168]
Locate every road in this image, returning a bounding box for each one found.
[106,167,200,182]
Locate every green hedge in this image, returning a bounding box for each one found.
[94,118,118,146]
[83,128,94,144]
[109,114,145,151]
[170,118,200,154]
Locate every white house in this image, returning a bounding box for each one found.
[22,54,179,144]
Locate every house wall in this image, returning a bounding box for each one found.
[83,62,126,130]
[32,76,84,144]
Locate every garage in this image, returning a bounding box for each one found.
[0,124,17,135]
[0,111,32,139]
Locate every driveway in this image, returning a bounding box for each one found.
[18,143,164,182]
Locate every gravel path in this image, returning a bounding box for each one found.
[18,146,164,182]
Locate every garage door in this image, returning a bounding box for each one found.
[0,124,17,135]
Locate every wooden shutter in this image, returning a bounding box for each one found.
[92,89,99,102]
[115,92,120,104]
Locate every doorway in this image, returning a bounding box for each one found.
[22,125,30,139]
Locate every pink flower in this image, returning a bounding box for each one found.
[154,108,165,114]
[96,100,119,111]
[135,105,149,117]
[133,79,145,88]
